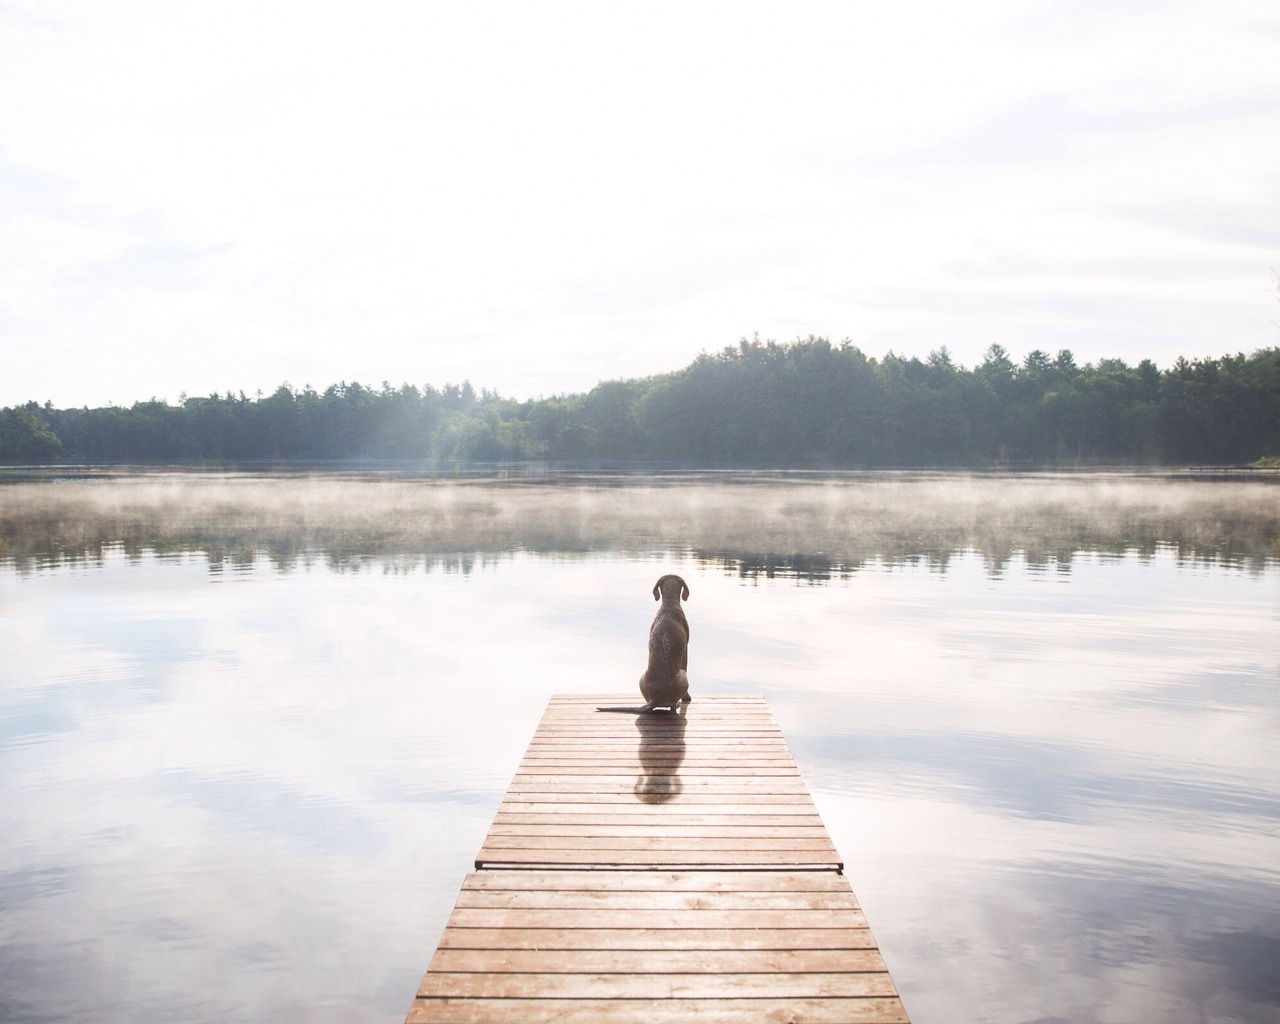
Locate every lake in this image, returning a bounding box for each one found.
[1,470,1277,1023]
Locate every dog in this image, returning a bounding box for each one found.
[598,574,691,714]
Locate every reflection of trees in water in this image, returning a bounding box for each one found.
[633,707,686,805]
[702,535,1276,580]
[2,473,1277,576]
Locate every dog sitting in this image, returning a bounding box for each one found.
[598,574,691,714]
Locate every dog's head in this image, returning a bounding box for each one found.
[652,574,690,602]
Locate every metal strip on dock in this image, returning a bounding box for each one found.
[406,693,910,1023]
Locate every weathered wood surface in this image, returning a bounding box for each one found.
[406,694,909,1023]
[477,693,841,871]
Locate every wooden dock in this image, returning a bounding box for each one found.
[406,694,909,1023]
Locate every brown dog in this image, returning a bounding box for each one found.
[598,574,692,714]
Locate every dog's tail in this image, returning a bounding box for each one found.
[595,705,653,714]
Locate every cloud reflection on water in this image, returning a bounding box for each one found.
[0,476,1276,1023]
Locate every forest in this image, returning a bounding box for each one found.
[2,340,1278,467]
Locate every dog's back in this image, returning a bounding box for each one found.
[640,574,691,708]
[647,602,688,676]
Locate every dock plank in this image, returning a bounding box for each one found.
[435,926,882,952]
[419,971,899,999]
[459,869,855,893]
[408,997,909,1024]
[428,948,888,973]
[406,694,909,1023]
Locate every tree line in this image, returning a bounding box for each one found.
[2,339,1277,466]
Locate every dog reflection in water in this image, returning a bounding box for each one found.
[634,705,686,803]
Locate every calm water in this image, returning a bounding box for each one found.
[1,472,1277,1023]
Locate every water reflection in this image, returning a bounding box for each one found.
[2,472,1277,577]
[804,730,1280,823]
[633,706,687,804]
[0,476,1276,1024]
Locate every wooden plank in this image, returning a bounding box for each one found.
[513,773,803,781]
[419,971,899,999]
[497,792,820,805]
[493,813,826,827]
[446,907,869,929]
[517,757,800,766]
[523,742,778,748]
[478,836,840,852]
[429,948,888,973]
[408,997,908,1024]
[513,770,796,779]
[436,926,881,952]
[460,869,855,893]
[523,742,786,748]
[512,773,797,781]
[490,801,822,814]
[405,695,909,1023]
[454,891,861,911]
[485,824,831,838]
[408,997,909,1024]
[474,854,843,870]
[503,784,814,796]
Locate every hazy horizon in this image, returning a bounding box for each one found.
[3,3,1278,409]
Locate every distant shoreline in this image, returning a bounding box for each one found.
[3,461,1279,483]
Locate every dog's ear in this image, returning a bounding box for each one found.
[652,579,662,600]
[681,580,690,601]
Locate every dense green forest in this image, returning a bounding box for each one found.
[2,340,1278,466]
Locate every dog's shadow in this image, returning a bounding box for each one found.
[633,706,687,804]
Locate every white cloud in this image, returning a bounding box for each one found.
[2,0,1278,406]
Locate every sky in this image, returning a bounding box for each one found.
[2,0,1279,409]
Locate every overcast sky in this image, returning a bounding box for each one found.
[2,1,1278,408]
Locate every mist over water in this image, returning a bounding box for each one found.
[1,471,1277,1023]
[3,469,1277,574]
